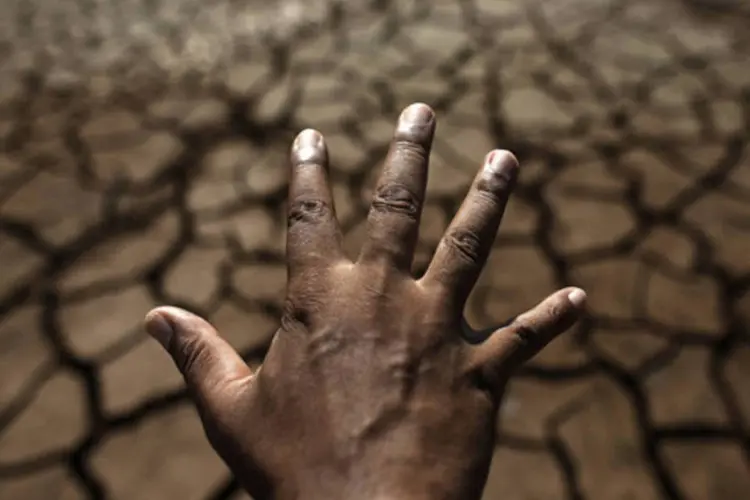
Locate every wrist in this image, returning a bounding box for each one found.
[247,469,481,500]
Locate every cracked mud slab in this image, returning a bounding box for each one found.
[1,0,749,499]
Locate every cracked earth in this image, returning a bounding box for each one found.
[1,0,749,499]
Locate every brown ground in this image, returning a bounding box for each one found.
[1,0,749,499]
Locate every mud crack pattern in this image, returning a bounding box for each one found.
[1,0,749,499]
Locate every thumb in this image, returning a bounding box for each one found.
[145,306,253,400]
[467,287,587,385]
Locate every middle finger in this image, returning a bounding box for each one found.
[358,103,435,272]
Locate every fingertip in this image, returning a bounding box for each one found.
[293,128,324,148]
[145,305,200,325]
[483,149,518,174]
[144,306,208,346]
[144,308,173,348]
[567,288,587,308]
[145,307,251,389]
[399,102,435,124]
[477,149,519,198]
[291,128,327,165]
[394,102,436,144]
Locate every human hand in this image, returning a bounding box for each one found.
[144,103,587,500]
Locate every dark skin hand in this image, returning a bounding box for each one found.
[145,102,587,500]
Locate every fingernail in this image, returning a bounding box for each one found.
[292,129,325,164]
[146,312,173,348]
[484,149,519,175]
[399,102,434,126]
[567,288,587,308]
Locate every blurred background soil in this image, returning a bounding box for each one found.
[0,0,749,498]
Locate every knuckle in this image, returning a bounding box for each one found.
[443,228,484,266]
[288,198,331,227]
[508,321,540,352]
[371,183,420,218]
[281,296,311,331]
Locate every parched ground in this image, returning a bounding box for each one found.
[1,0,749,499]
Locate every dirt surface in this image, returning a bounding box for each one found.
[1,0,749,499]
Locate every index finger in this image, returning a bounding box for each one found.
[286,129,344,278]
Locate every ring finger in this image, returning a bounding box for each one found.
[421,149,519,306]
